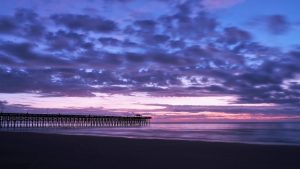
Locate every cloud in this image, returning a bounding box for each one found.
[155,104,299,115]
[220,27,252,44]
[0,67,98,97]
[202,0,244,10]
[159,11,218,39]
[0,8,45,38]
[0,6,300,109]
[0,41,70,67]
[0,17,16,33]
[251,15,292,35]
[51,14,118,32]
[99,37,122,46]
[134,20,156,32]
[264,15,290,35]
[0,100,7,106]
[46,30,90,51]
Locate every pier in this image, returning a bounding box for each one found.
[0,113,151,128]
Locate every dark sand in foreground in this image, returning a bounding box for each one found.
[1,132,300,169]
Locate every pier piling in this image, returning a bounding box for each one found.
[0,113,151,128]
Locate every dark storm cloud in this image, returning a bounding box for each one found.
[51,14,118,32]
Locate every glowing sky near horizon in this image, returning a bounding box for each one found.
[0,92,275,109]
[0,0,300,122]
[0,92,291,122]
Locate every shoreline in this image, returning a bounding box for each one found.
[2,129,300,146]
[1,131,300,169]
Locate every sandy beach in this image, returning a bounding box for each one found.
[0,131,300,169]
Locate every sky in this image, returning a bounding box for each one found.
[0,0,300,122]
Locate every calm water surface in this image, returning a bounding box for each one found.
[2,122,300,145]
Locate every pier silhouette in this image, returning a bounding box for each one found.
[0,113,151,128]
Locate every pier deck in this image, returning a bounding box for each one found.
[0,113,151,128]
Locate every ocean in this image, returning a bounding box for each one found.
[1,122,300,145]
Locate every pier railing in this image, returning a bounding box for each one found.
[0,113,151,128]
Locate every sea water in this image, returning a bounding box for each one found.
[1,122,300,145]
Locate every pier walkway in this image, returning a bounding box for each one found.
[0,113,151,128]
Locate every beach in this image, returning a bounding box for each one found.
[1,131,300,169]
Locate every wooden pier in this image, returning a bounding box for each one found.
[0,113,151,128]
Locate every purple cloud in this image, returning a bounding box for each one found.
[0,2,300,109]
[51,14,118,32]
[202,0,244,10]
[251,15,292,35]
[264,15,290,34]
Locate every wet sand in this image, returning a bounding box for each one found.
[0,131,300,169]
